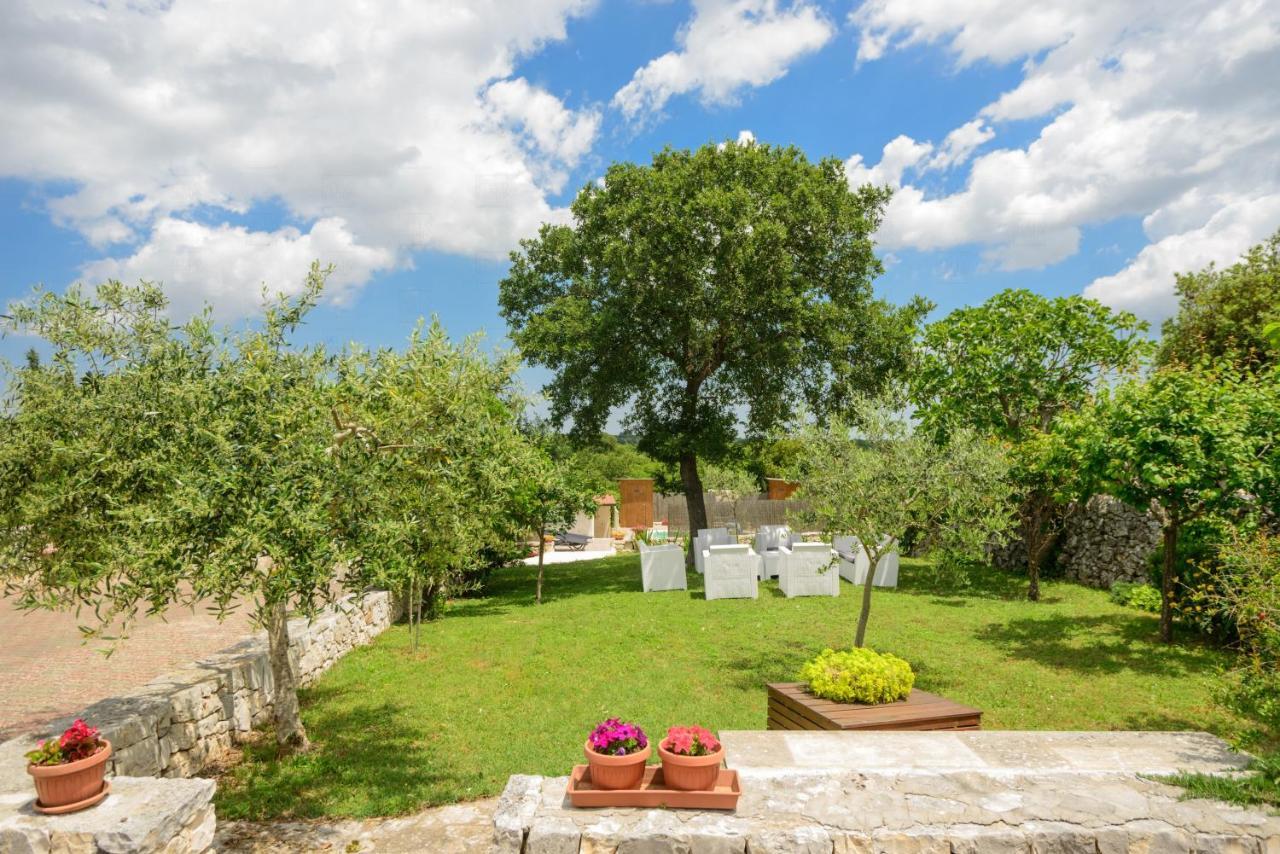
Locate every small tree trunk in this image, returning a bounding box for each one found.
[1159,520,1179,643]
[536,521,546,604]
[680,452,708,567]
[266,599,309,751]
[854,548,879,648]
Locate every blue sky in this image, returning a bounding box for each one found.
[2,0,1277,379]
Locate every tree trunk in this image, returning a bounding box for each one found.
[1159,520,1179,643]
[536,521,546,604]
[680,452,708,567]
[266,599,310,751]
[854,548,879,648]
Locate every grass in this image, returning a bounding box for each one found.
[214,554,1241,819]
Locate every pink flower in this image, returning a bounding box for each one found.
[660,725,720,757]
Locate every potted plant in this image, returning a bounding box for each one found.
[657,726,723,790]
[584,717,649,790]
[25,719,111,813]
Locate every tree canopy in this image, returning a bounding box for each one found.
[1158,229,1280,371]
[910,288,1150,599]
[499,140,928,543]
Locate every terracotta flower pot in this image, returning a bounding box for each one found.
[658,743,723,791]
[584,740,650,790]
[27,740,111,811]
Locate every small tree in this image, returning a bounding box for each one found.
[701,462,758,535]
[0,265,352,750]
[911,288,1149,600]
[500,140,928,565]
[510,447,596,604]
[1088,364,1276,642]
[794,398,1012,647]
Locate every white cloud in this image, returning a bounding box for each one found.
[847,0,1280,319]
[613,0,833,120]
[0,0,599,318]
[737,129,756,144]
[845,135,932,188]
[81,218,396,322]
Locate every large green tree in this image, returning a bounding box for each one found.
[910,289,1150,600]
[1158,229,1280,371]
[499,140,928,550]
[1085,364,1279,642]
[0,266,353,749]
[793,397,1013,647]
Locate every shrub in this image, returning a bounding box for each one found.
[1109,582,1162,613]
[799,647,915,705]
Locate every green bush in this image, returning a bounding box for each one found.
[1109,581,1162,613]
[799,647,915,705]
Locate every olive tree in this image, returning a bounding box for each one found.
[0,265,354,750]
[509,444,596,605]
[793,398,1013,647]
[500,140,927,558]
[911,289,1149,599]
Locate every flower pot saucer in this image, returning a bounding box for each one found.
[33,780,111,815]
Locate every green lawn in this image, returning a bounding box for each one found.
[214,554,1240,819]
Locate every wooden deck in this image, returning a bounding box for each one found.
[766,683,982,732]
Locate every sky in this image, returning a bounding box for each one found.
[2,0,1279,383]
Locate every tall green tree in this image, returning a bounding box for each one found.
[1085,364,1278,642]
[793,397,1013,647]
[0,266,352,750]
[499,140,928,554]
[910,289,1149,600]
[1158,229,1280,371]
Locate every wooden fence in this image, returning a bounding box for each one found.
[651,493,806,533]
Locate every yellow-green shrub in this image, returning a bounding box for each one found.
[799,647,915,704]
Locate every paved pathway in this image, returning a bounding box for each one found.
[0,596,255,739]
[214,799,497,852]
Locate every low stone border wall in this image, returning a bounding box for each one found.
[22,590,396,779]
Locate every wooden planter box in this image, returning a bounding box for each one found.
[767,682,981,731]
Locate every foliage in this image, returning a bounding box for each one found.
[587,718,648,756]
[508,440,597,604]
[500,139,928,542]
[215,555,1241,819]
[25,719,103,766]
[911,288,1149,600]
[1158,229,1280,371]
[561,434,661,497]
[660,726,720,756]
[1084,364,1279,641]
[333,321,531,647]
[799,647,915,705]
[702,461,759,532]
[0,265,356,749]
[792,396,1013,646]
[1109,582,1162,613]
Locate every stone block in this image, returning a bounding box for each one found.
[112,737,163,778]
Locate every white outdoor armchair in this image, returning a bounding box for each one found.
[833,536,899,588]
[703,544,760,600]
[777,542,840,598]
[753,525,796,580]
[693,527,734,574]
[639,541,688,592]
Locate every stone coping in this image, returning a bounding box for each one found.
[719,730,1254,777]
[0,775,215,854]
[493,731,1279,853]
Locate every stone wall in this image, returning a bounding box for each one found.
[49,590,396,779]
[991,494,1161,589]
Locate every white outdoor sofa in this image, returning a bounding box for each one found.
[777,542,840,598]
[639,541,688,592]
[703,544,760,600]
[693,527,734,574]
[833,535,900,588]
[753,525,797,580]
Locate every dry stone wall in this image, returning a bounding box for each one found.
[45,590,396,779]
[991,494,1160,589]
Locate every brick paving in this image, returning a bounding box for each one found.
[0,596,256,739]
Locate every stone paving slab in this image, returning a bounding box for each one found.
[213,799,497,852]
[719,730,1253,777]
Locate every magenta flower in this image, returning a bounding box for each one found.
[587,717,648,756]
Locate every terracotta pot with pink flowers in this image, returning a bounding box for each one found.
[25,719,112,814]
[657,725,723,791]
[584,717,650,790]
